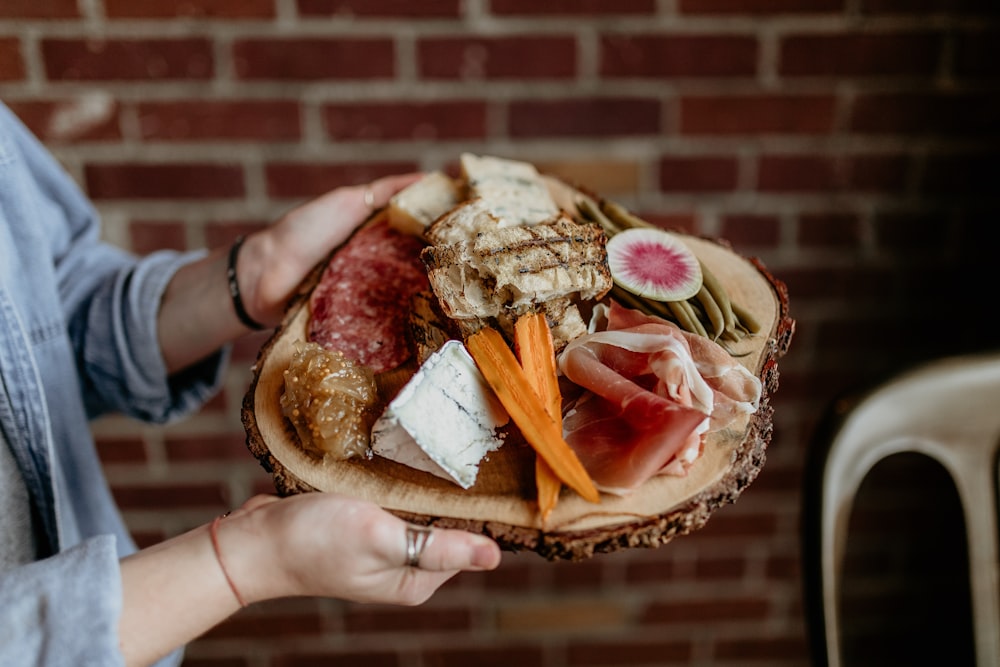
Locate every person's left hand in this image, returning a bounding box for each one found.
[238,173,424,328]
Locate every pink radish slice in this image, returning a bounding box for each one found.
[606,228,703,302]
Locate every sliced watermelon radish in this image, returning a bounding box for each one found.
[606,227,703,302]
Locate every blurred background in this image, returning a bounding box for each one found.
[2,1,998,666]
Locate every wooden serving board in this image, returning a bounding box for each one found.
[242,207,794,561]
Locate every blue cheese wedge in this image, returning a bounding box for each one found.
[370,339,508,488]
[387,171,462,236]
[460,153,559,225]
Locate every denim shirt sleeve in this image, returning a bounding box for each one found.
[71,244,229,423]
[1,102,227,423]
[0,536,125,667]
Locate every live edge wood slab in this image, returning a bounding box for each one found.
[241,202,794,562]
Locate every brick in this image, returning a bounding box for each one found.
[421,645,544,667]
[551,559,605,590]
[694,555,746,579]
[496,600,629,632]
[659,156,738,192]
[490,0,656,15]
[680,94,835,135]
[323,101,486,141]
[625,558,676,584]
[164,434,251,461]
[265,161,418,199]
[482,561,535,591]
[137,100,301,141]
[204,221,269,248]
[297,0,460,16]
[566,639,692,665]
[85,163,245,200]
[5,99,122,143]
[714,636,808,661]
[233,39,394,81]
[850,92,1000,137]
[798,213,861,248]
[42,38,213,81]
[129,220,188,254]
[204,612,323,639]
[509,97,660,138]
[418,36,576,80]
[680,0,842,13]
[0,38,25,81]
[779,31,942,77]
[692,510,778,539]
[639,213,699,235]
[104,0,274,18]
[94,437,148,464]
[0,0,78,18]
[272,652,399,667]
[641,596,769,624]
[111,482,228,509]
[757,155,838,192]
[600,35,757,78]
[532,159,642,196]
[719,214,781,248]
[180,658,249,667]
[344,606,471,633]
[953,28,1000,78]
[847,153,909,192]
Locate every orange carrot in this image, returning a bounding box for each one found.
[514,313,564,521]
[467,327,600,504]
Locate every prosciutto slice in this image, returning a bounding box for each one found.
[557,301,762,495]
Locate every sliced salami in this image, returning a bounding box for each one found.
[308,220,429,373]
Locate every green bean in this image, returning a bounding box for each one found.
[693,286,725,340]
[698,260,736,332]
[576,197,621,239]
[669,300,706,337]
[611,285,672,320]
[599,199,654,231]
[731,301,762,335]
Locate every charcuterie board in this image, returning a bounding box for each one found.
[241,180,793,561]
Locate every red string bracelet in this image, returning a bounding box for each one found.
[210,515,248,608]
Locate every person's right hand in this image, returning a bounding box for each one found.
[219,493,502,606]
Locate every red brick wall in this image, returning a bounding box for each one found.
[3,1,998,665]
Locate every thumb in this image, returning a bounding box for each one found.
[413,528,502,572]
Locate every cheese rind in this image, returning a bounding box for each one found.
[370,339,508,488]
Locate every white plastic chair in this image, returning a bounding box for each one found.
[803,352,1000,667]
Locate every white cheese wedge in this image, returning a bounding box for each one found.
[387,171,462,236]
[370,339,508,489]
[460,153,559,225]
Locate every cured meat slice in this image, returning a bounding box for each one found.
[557,301,761,495]
[308,220,429,373]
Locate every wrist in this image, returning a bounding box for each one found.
[232,232,279,329]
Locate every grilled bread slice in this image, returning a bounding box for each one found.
[421,214,612,321]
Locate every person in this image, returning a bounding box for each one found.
[0,101,502,667]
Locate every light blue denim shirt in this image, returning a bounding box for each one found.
[0,102,226,664]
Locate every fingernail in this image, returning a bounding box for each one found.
[471,543,501,570]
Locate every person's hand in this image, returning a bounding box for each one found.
[238,173,424,328]
[220,493,502,606]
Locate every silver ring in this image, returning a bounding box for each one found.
[404,525,432,568]
[363,186,375,209]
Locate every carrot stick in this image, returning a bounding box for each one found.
[514,313,564,521]
[467,327,600,504]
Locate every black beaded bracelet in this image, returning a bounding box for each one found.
[226,236,267,331]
